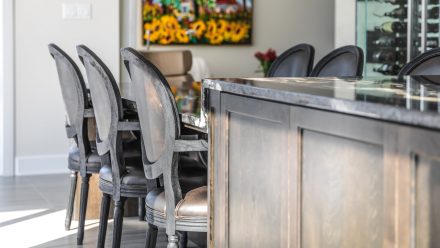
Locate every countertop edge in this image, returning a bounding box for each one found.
[203,78,440,131]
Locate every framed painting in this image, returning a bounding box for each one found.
[142,0,253,46]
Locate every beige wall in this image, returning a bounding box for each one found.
[124,0,335,78]
[14,0,120,173]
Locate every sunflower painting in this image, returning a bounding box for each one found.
[142,0,253,45]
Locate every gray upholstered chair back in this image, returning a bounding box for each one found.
[398,48,440,78]
[310,45,364,77]
[267,43,315,77]
[49,44,92,176]
[77,45,128,199]
[121,47,180,179]
[76,45,123,154]
[49,44,89,129]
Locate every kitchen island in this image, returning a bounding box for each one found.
[203,76,440,248]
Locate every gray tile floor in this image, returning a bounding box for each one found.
[0,174,205,248]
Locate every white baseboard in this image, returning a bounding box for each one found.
[15,154,68,176]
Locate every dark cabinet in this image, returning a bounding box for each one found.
[208,92,440,247]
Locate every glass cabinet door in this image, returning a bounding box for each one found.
[356,0,440,76]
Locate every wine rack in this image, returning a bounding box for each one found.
[357,0,440,76]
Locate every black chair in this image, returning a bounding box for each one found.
[49,44,101,245]
[121,47,208,248]
[398,48,440,78]
[267,43,315,77]
[310,45,364,77]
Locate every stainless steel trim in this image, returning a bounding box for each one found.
[407,0,414,62]
[421,0,428,53]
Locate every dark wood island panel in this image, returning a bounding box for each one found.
[204,77,440,248]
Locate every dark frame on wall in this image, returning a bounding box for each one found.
[141,0,253,46]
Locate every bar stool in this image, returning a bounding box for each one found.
[398,47,440,78]
[121,47,208,248]
[310,45,364,77]
[267,43,315,77]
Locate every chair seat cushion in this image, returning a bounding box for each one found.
[146,186,207,221]
[68,146,101,173]
[99,164,148,186]
[68,139,141,174]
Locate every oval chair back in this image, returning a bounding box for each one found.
[310,45,364,77]
[48,43,91,175]
[398,48,440,78]
[76,45,125,199]
[121,47,181,180]
[121,47,186,241]
[267,43,315,77]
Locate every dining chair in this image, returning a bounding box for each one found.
[76,45,149,248]
[310,45,364,77]
[267,43,315,77]
[121,47,208,248]
[48,43,102,245]
[398,47,440,78]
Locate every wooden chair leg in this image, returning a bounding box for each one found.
[138,197,145,221]
[167,235,179,248]
[77,174,90,245]
[112,197,126,248]
[97,193,111,248]
[65,171,77,231]
[144,224,158,248]
[178,231,188,248]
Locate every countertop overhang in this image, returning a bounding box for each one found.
[203,76,440,131]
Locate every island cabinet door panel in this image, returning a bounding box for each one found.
[396,127,440,248]
[215,93,292,248]
[290,107,398,248]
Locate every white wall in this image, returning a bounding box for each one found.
[123,0,335,78]
[0,0,14,176]
[14,0,120,175]
[334,0,356,47]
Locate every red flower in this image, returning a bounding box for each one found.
[254,48,277,62]
[264,48,277,62]
[254,51,264,61]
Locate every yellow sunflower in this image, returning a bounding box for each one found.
[231,23,250,43]
[189,20,206,39]
[209,33,224,45]
[205,19,217,39]
[161,15,180,31]
[223,22,236,41]
[144,19,163,42]
[176,29,190,43]
[216,20,228,34]
[159,29,175,45]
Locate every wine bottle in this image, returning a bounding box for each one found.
[427,7,439,19]
[372,51,396,62]
[414,38,439,48]
[415,23,439,33]
[428,23,439,33]
[373,37,406,47]
[374,64,402,75]
[384,7,407,18]
[375,21,407,33]
[372,51,406,63]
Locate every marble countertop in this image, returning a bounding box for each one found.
[202,76,440,131]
